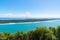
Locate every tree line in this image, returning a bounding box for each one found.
[0,26,60,40]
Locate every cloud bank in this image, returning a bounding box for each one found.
[0,12,60,18]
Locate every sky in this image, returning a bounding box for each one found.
[0,0,60,18]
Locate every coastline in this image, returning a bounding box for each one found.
[0,20,59,25]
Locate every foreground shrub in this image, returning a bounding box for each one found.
[0,26,59,40]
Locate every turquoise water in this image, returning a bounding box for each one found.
[0,20,60,33]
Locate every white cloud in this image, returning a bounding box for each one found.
[31,14,60,18]
[0,12,32,18]
[0,12,60,18]
[0,13,26,18]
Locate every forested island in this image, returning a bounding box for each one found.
[0,26,60,40]
[0,18,59,23]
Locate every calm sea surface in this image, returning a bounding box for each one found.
[0,20,60,33]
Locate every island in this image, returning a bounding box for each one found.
[0,18,59,23]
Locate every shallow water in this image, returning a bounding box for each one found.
[0,20,60,33]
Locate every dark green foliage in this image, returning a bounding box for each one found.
[56,26,60,40]
[0,26,60,40]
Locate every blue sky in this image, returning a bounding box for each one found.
[0,0,60,18]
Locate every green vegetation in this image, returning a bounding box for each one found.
[0,26,60,40]
[0,18,58,23]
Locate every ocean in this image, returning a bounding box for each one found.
[0,20,60,33]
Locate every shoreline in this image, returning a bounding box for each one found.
[0,20,59,25]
